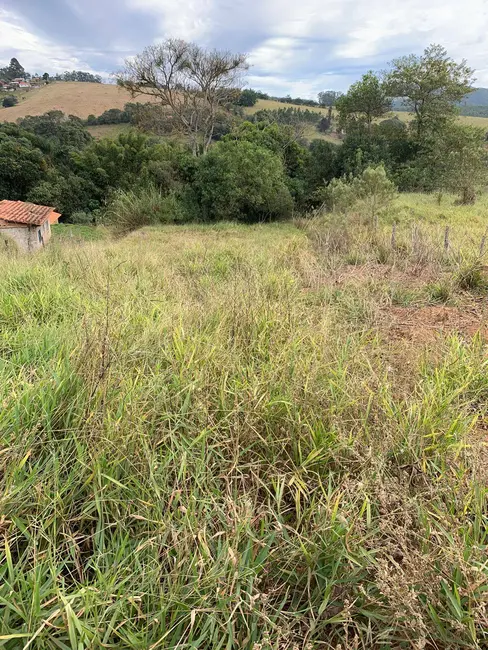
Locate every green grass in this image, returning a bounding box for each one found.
[51,223,108,242]
[1,202,488,648]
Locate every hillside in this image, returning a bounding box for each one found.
[0,82,157,121]
[3,83,488,133]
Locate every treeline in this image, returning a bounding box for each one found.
[53,71,102,83]
[236,88,319,108]
[0,57,102,84]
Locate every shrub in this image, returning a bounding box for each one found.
[2,95,18,108]
[193,140,294,222]
[314,177,356,214]
[70,211,94,225]
[105,185,186,237]
[354,164,397,220]
[455,259,486,291]
[315,165,397,222]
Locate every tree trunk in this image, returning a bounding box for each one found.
[460,186,476,205]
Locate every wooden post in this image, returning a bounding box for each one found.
[444,226,450,252]
[411,224,417,253]
[480,229,487,257]
[391,222,397,249]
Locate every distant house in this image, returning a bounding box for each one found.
[18,81,30,88]
[0,201,61,252]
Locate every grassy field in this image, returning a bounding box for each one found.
[1,193,488,648]
[391,110,488,129]
[245,99,329,115]
[0,82,159,122]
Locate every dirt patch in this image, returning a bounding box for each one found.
[381,305,488,343]
[331,263,439,288]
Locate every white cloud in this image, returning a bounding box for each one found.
[125,0,215,42]
[0,8,101,74]
[3,0,488,94]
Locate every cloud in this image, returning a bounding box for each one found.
[2,0,488,95]
[0,8,105,75]
[125,0,215,42]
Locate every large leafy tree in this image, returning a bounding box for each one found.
[117,39,248,155]
[237,89,258,107]
[318,90,343,124]
[423,124,488,203]
[336,72,391,131]
[0,58,25,81]
[384,44,475,138]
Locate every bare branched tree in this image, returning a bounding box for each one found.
[117,40,248,155]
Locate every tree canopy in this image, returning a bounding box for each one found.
[384,44,475,138]
[336,72,392,131]
[117,39,248,155]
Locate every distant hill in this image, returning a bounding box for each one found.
[0,82,158,122]
[393,87,488,118]
[460,88,488,106]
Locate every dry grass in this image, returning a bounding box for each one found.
[0,82,160,122]
[1,207,488,648]
[244,98,329,115]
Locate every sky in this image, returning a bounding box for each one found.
[1,0,488,97]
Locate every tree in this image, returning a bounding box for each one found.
[384,44,475,139]
[192,140,293,221]
[117,39,248,155]
[336,72,391,131]
[2,96,18,108]
[237,89,258,107]
[301,140,338,203]
[317,116,331,133]
[0,58,25,81]
[0,131,48,199]
[318,90,343,107]
[223,120,309,178]
[318,90,343,124]
[42,73,50,83]
[354,165,397,220]
[425,124,488,204]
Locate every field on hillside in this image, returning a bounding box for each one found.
[3,85,488,136]
[244,98,329,115]
[0,82,158,121]
[391,109,488,129]
[1,194,488,648]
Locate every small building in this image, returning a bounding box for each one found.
[0,201,61,252]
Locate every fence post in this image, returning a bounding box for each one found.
[411,224,417,253]
[391,222,397,250]
[444,226,450,252]
[480,229,487,257]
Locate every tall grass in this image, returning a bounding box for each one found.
[0,219,487,649]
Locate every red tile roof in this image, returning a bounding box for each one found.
[0,201,55,226]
